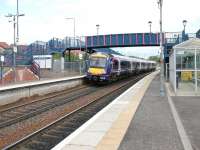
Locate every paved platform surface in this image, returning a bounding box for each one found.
[172,96,200,150]
[53,72,200,150]
[53,72,158,150]
[119,75,184,150]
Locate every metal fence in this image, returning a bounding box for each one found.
[0,61,88,86]
[39,61,88,79]
[64,61,87,75]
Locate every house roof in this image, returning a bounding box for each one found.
[0,42,10,49]
[173,38,200,49]
[0,47,5,54]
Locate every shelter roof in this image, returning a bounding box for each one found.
[174,38,200,49]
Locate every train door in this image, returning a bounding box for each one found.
[132,62,136,74]
[111,58,120,77]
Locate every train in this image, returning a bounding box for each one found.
[86,52,156,82]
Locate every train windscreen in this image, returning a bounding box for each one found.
[89,57,107,68]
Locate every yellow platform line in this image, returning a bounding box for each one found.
[96,72,157,150]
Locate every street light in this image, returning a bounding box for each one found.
[182,20,187,33]
[5,0,24,82]
[66,17,76,47]
[148,21,152,33]
[157,0,165,96]
[6,14,17,82]
[96,24,100,35]
[182,20,187,41]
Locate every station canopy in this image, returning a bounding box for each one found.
[174,38,200,49]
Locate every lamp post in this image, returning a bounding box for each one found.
[148,21,152,33]
[96,24,100,35]
[182,20,187,41]
[6,14,17,81]
[182,20,187,33]
[5,0,24,82]
[66,17,76,47]
[157,0,165,96]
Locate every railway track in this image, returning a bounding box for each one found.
[0,85,96,129]
[4,73,148,150]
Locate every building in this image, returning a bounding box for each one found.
[47,38,64,53]
[29,41,47,55]
[0,42,10,49]
[169,38,200,95]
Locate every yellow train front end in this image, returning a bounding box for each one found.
[86,52,110,82]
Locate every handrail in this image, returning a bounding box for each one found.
[30,61,40,79]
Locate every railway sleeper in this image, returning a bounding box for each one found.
[26,140,50,150]
[55,126,76,132]
[47,130,70,138]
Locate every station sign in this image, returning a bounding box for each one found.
[13,46,17,53]
[0,55,4,62]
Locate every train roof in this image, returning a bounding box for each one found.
[111,54,156,64]
[90,52,156,64]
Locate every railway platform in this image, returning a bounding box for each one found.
[52,71,200,150]
[0,75,85,106]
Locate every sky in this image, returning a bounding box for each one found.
[0,0,200,58]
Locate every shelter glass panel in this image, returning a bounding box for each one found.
[196,50,200,69]
[176,71,195,92]
[198,71,200,91]
[176,50,195,70]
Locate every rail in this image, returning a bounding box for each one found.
[3,73,149,150]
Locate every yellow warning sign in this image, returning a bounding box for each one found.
[181,71,192,81]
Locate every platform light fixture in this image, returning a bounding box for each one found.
[182,20,187,32]
[96,24,100,35]
[148,21,152,33]
[66,17,76,47]
[5,0,25,82]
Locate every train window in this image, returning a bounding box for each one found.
[132,62,136,68]
[120,61,131,69]
[128,62,131,69]
[136,62,140,68]
[90,57,107,68]
[142,63,145,68]
[112,59,119,70]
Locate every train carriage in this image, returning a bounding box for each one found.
[86,52,156,82]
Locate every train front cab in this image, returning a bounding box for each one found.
[86,54,111,82]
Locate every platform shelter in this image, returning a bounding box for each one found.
[169,38,200,95]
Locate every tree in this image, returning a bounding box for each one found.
[148,55,160,62]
